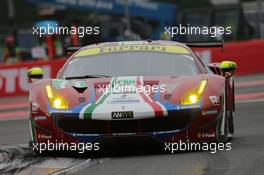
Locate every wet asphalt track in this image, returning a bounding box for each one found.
[0,75,264,175]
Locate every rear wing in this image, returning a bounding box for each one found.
[185,41,224,52]
[66,46,83,52]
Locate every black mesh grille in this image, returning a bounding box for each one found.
[55,110,199,134]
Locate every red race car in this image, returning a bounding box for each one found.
[27,40,236,153]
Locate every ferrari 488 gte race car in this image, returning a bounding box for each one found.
[27,40,237,153]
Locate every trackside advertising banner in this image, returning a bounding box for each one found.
[0,58,65,97]
[0,39,264,97]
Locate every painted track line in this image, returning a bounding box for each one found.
[235,92,264,101]
[235,79,264,88]
[50,159,91,175]
[0,101,28,111]
[0,110,28,121]
[235,98,264,104]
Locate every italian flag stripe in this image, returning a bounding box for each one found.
[136,76,164,117]
[83,77,117,119]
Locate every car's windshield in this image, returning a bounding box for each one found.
[60,51,200,79]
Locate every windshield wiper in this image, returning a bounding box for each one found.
[65,74,111,80]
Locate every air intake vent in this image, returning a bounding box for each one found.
[72,87,87,93]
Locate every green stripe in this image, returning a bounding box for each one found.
[83,77,116,119]
[70,80,87,88]
[52,79,68,89]
[52,79,88,89]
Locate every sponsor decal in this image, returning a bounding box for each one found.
[112,95,135,100]
[108,94,140,104]
[209,96,220,105]
[76,44,190,57]
[34,116,47,121]
[111,111,134,119]
[202,109,218,116]
[113,79,135,86]
[32,103,40,113]
[206,109,218,115]
[112,89,136,94]
[179,104,200,110]
[107,99,140,104]
[37,134,52,139]
[51,109,73,113]
[197,132,216,138]
[120,94,127,98]
[113,133,137,136]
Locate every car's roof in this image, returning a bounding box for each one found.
[72,40,193,58]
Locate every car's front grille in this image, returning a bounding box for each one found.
[55,110,199,134]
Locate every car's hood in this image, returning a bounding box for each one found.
[37,75,210,120]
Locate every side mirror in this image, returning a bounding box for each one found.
[27,67,44,82]
[207,63,221,75]
[220,61,237,78]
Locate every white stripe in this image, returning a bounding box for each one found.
[139,76,144,84]
[144,92,154,102]
[79,104,92,119]
[95,77,114,105]
[156,101,168,116]
[139,76,168,117]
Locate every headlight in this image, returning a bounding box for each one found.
[46,85,68,109]
[181,80,207,105]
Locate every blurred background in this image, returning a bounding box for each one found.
[0,0,264,98]
[0,0,263,63]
